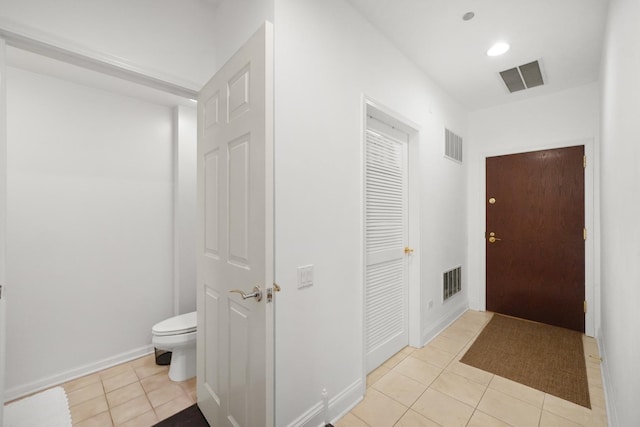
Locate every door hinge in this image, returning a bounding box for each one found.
[584,300,587,313]
[583,155,587,169]
[0,284,2,299]
[583,228,587,241]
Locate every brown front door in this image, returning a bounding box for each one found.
[486,146,585,332]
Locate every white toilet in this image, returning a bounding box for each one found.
[152,311,197,382]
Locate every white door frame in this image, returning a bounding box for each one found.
[361,97,421,389]
[0,37,7,425]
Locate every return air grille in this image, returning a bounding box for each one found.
[499,60,544,93]
[444,128,463,163]
[443,266,462,301]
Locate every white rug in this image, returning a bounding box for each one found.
[3,387,72,427]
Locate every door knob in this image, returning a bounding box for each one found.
[404,247,414,254]
[229,285,262,302]
[488,234,502,243]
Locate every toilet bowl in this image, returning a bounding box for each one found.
[152,311,197,382]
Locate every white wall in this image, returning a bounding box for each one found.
[467,83,600,335]
[174,105,197,315]
[5,66,176,399]
[274,0,468,424]
[0,0,218,88]
[211,0,274,75]
[599,0,640,424]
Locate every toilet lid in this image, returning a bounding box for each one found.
[152,311,197,336]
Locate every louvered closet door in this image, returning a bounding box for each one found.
[365,120,409,373]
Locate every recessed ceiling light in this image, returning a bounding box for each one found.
[462,12,475,21]
[487,42,510,57]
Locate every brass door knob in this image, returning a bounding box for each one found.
[488,236,502,243]
[404,247,414,254]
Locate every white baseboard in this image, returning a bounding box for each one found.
[327,379,364,426]
[284,379,363,427]
[5,344,154,402]
[597,334,618,427]
[421,303,469,346]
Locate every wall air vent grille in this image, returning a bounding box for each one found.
[443,266,462,301]
[499,60,545,93]
[444,128,463,163]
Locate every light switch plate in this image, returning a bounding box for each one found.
[297,265,314,288]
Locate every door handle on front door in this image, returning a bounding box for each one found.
[488,232,502,243]
[229,286,263,302]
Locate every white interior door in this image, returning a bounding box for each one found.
[364,114,410,373]
[196,23,274,427]
[0,38,7,426]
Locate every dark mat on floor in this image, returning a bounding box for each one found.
[460,313,590,408]
[153,404,209,427]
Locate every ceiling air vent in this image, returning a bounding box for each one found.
[499,60,544,93]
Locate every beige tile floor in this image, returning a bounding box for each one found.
[337,310,608,427]
[62,353,196,427]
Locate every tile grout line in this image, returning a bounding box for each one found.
[538,394,548,427]
[422,315,492,425]
[351,410,371,427]
[461,331,496,427]
[448,327,492,427]
[485,377,544,411]
[367,365,413,425]
[409,320,482,426]
[468,317,497,426]
[100,376,115,427]
[421,321,482,426]
[367,346,438,425]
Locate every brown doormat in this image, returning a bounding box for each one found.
[460,314,590,408]
[153,404,209,426]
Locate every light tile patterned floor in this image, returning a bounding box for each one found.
[62,354,196,427]
[337,310,608,427]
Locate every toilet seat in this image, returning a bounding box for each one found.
[152,330,196,349]
[152,311,197,336]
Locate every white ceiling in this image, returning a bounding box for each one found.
[345,0,609,111]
